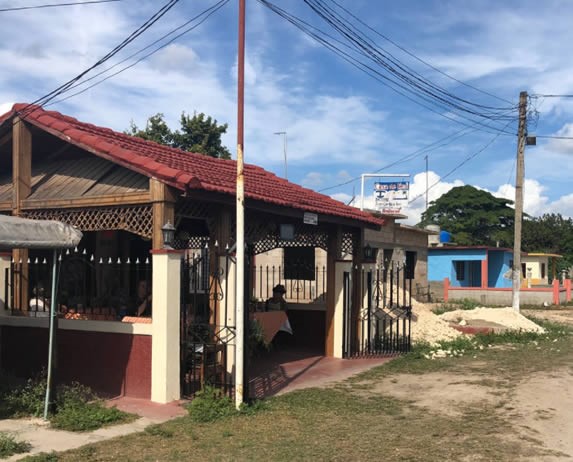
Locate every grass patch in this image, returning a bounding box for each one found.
[0,374,135,432]
[0,431,31,458]
[186,386,268,423]
[432,298,482,315]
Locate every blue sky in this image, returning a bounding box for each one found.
[2,0,573,223]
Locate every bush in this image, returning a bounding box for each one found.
[0,431,31,458]
[3,374,47,417]
[50,402,131,432]
[0,374,134,432]
[187,386,236,423]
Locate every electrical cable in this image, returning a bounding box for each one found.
[16,0,180,118]
[48,0,230,105]
[0,0,121,12]
[327,0,513,105]
[408,119,513,205]
[305,0,513,116]
[257,0,517,136]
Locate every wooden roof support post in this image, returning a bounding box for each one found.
[150,178,176,250]
[325,226,342,357]
[12,117,32,311]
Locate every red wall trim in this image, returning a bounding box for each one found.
[0,327,151,399]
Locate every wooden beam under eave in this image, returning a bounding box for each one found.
[22,192,152,210]
[12,117,32,214]
[150,178,176,249]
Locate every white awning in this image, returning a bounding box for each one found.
[0,215,82,249]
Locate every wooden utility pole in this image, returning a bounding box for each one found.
[235,0,246,409]
[512,91,527,312]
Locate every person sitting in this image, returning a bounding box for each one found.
[133,280,152,317]
[265,284,287,311]
[29,284,49,317]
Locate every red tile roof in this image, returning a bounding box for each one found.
[1,104,382,227]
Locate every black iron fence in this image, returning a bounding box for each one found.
[344,261,412,358]
[4,249,151,320]
[252,264,327,304]
[180,249,236,398]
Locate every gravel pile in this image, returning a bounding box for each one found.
[439,307,546,333]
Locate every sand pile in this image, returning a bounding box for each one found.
[439,307,546,333]
[410,303,463,345]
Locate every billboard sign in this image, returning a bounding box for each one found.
[374,181,409,214]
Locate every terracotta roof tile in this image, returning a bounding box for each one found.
[1,104,382,227]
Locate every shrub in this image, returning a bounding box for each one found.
[187,386,236,423]
[50,402,131,432]
[0,431,31,458]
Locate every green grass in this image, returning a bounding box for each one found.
[0,431,31,458]
[432,298,483,315]
[32,316,573,462]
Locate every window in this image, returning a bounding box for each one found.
[541,263,546,279]
[454,261,465,281]
[284,247,315,280]
[405,251,417,279]
[522,263,526,278]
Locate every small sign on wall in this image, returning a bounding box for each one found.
[303,212,318,225]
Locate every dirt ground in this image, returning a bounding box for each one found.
[523,309,573,327]
[363,367,573,460]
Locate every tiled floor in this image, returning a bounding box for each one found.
[248,347,394,399]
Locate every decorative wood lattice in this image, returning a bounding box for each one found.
[176,200,216,233]
[251,221,329,255]
[341,231,356,257]
[22,206,153,238]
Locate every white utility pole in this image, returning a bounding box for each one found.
[512,91,527,313]
[235,0,246,409]
[274,131,288,179]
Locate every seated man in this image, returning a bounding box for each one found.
[133,280,152,317]
[265,284,287,311]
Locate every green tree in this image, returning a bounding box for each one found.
[127,111,231,159]
[523,213,573,275]
[418,185,515,246]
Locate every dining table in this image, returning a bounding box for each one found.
[251,310,293,344]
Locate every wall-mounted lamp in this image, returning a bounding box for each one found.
[363,244,377,261]
[161,221,176,249]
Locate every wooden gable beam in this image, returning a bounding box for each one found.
[151,178,177,249]
[12,117,32,213]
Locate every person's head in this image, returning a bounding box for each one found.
[272,284,286,300]
[137,280,149,299]
[32,284,45,297]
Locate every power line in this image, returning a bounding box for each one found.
[531,94,573,98]
[408,119,513,205]
[319,110,515,194]
[0,0,121,12]
[328,0,513,105]
[303,0,516,117]
[257,0,517,136]
[536,135,573,140]
[17,0,179,117]
[49,0,230,105]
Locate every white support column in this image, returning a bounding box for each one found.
[151,249,182,404]
[219,255,236,378]
[333,261,352,358]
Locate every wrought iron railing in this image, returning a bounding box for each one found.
[252,264,327,304]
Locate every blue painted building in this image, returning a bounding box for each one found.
[428,246,514,288]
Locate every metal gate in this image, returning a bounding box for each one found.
[180,246,236,397]
[343,261,412,357]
